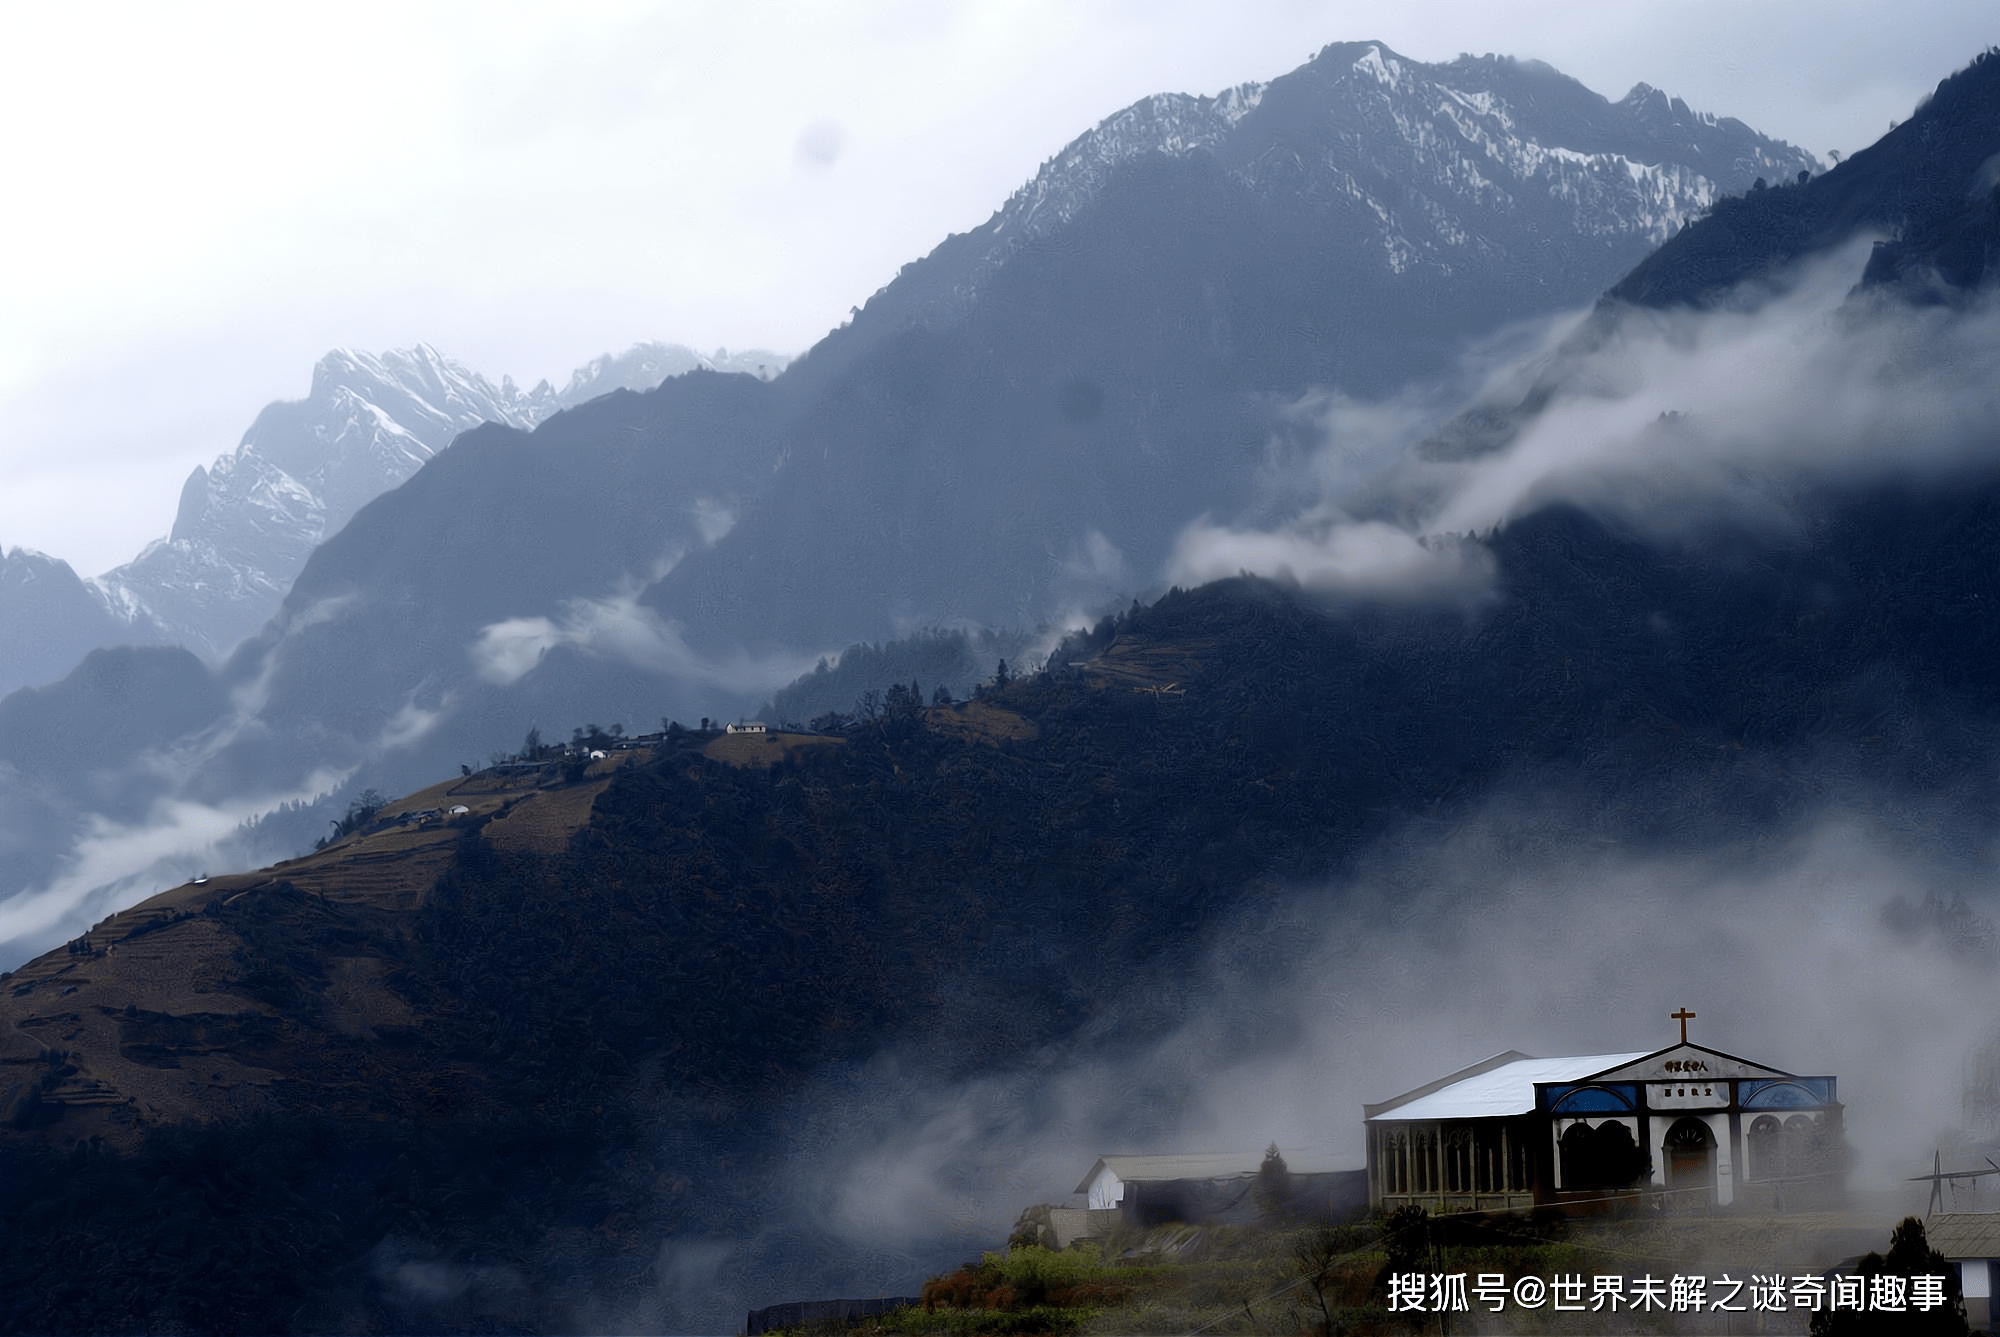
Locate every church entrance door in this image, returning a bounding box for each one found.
[1663,1117,1716,1210]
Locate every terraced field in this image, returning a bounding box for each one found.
[0,755,643,1145]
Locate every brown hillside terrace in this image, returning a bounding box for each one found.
[701,728,847,769]
[0,752,643,1147]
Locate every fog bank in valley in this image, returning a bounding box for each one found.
[663,793,2000,1327]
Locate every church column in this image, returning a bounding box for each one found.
[1369,1127,1379,1204]
[1712,1113,1734,1207]
[1728,1110,1743,1202]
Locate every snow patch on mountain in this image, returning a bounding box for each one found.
[994,82,1266,245]
[911,41,1815,323]
[1353,44,1404,89]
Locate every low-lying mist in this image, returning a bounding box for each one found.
[1172,240,2000,596]
[699,791,1999,1325]
[0,572,816,971]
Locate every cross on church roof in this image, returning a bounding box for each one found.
[1671,1007,1695,1045]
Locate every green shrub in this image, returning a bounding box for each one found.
[920,1245,1134,1314]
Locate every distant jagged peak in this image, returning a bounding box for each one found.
[83,336,794,662]
[312,341,483,397]
[0,544,72,574]
[1616,81,1712,126]
[551,342,793,410]
[301,344,527,438]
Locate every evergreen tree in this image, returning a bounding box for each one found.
[1255,1143,1292,1221]
[1811,1217,1967,1335]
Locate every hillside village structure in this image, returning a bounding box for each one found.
[1364,1012,1841,1213]
[1074,1152,1366,1228]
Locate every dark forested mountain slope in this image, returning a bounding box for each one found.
[7,467,2000,1328]
[1610,47,2000,307]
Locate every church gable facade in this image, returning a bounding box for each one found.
[1366,1023,1841,1215]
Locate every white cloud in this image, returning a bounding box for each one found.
[377,694,454,753]
[1421,240,2000,536]
[0,767,347,961]
[469,587,818,694]
[692,497,737,547]
[1173,241,2000,596]
[469,614,566,688]
[1167,513,1495,599]
[1070,529,1127,587]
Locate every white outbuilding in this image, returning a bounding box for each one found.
[1922,1214,2000,1330]
[1074,1150,1364,1226]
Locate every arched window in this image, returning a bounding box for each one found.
[1784,1115,1819,1178]
[1384,1131,1409,1194]
[1560,1121,1600,1189]
[1594,1120,1644,1187]
[1749,1115,1783,1180]
[1445,1128,1473,1192]
[1665,1118,1714,1151]
[1472,1123,1507,1192]
[1663,1117,1716,1199]
[1561,1120,1643,1189]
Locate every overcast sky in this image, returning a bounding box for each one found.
[2,0,1994,577]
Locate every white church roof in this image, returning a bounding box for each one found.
[1366,1052,1648,1122]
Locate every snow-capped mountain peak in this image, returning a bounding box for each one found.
[891,41,1815,327]
[81,341,792,664]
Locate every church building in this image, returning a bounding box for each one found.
[1363,1011,1841,1214]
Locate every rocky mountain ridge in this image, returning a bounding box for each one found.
[901,41,1814,331]
[0,343,793,682]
